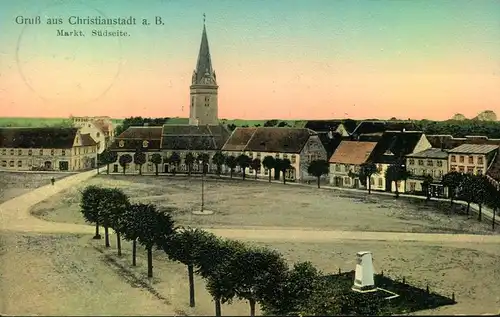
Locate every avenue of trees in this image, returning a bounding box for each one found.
[79,186,376,316]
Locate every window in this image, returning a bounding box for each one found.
[451,155,456,162]
[409,159,415,165]
[256,152,261,158]
[205,96,210,107]
[450,165,457,171]
[377,178,383,187]
[283,154,288,159]
[62,150,66,156]
[418,159,424,166]
[477,168,483,175]
[478,157,484,164]
[459,156,464,163]
[291,155,296,163]
[275,153,279,159]
[39,149,43,155]
[438,170,443,177]
[249,152,253,158]
[344,177,351,185]
[17,161,22,167]
[410,182,416,192]
[1,149,5,155]
[467,167,474,174]
[335,164,340,172]
[1,160,6,167]
[468,156,474,164]
[96,132,100,138]
[51,149,55,156]
[370,178,375,185]
[10,149,14,155]
[264,168,269,175]
[28,149,32,156]
[427,160,433,166]
[459,166,465,173]
[437,161,443,167]
[18,149,22,155]
[9,161,14,167]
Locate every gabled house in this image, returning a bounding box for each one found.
[328,141,378,188]
[303,120,357,157]
[0,127,98,171]
[222,127,327,181]
[367,131,432,192]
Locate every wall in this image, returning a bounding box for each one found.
[329,163,365,188]
[299,135,328,180]
[190,86,218,125]
[77,124,106,154]
[449,153,489,175]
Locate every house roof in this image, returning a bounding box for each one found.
[317,132,344,158]
[222,127,257,151]
[304,120,343,132]
[448,144,499,154]
[116,127,163,139]
[0,127,79,149]
[92,119,112,133]
[328,141,378,165]
[161,124,230,151]
[80,133,97,146]
[369,131,425,164]
[352,121,420,136]
[406,148,448,159]
[222,127,316,153]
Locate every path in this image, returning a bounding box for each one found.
[1,169,500,245]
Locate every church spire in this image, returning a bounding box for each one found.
[193,14,216,85]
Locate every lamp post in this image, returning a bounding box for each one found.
[198,159,205,213]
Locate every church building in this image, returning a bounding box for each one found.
[109,18,230,174]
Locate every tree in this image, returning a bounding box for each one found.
[225,155,237,179]
[212,151,226,176]
[135,204,176,278]
[185,152,195,176]
[80,185,105,239]
[307,160,329,188]
[162,227,217,307]
[196,238,248,317]
[485,182,500,230]
[119,154,133,174]
[385,163,410,198]
[280,158,292,184]
[264,119,278,127]
[150,153,162,176]
[169,152,181,175]
[472,175,489,221]
[274,158,283,181]
[250,158,261,180]
[421,174,433,201]
[197,153,210,174]
[133,151,146,175]
[262,156,276,183]
[101,188,130,256]
[121,203,143,266]
[261,261,323,316]
[99,149,118,174]
[227,246,289,316]
[358,162,378,194]
[442,171,463,206]
[237,154,252,180]
[458,173,475,215]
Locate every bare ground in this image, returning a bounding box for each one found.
[1,231,499,316]
[0,171,71,204]
[31,175,498,235]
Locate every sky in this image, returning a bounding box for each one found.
[0,0,499,121]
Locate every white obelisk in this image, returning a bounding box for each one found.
[352,251,376,292]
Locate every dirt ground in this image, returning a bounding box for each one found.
[31,175,497,235]
[0,171,71,204]
[1,232,499,316]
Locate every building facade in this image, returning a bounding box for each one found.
[448,144,499,175]
[222,127,327,181]
[329,141,378,188]
[0,127,98,171]
[72,116,115,152]
[405,148,449,197]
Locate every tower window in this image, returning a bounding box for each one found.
[205,96,210,107]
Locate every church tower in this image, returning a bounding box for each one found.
[189,15,218,126]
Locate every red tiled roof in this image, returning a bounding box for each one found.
[328,141,378,165]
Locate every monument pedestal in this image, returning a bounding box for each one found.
[352,251,377,293]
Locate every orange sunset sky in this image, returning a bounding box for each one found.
[0,0,499,120]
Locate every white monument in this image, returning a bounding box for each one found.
[352,251,377,292]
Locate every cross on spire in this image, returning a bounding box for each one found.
[203,13,206,26]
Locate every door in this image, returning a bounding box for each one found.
[44,161,52,170]
[354,179,360,189]
[164,164,169,173]
[59,161,69,171]
[113,164,118,173]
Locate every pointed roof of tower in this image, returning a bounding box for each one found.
[194,15,214,84]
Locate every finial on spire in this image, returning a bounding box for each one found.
[203,13,206,26]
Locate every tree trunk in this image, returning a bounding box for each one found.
[368,177,372,194]
[249,298,256,317]
[242,169,245,180]
[147,246,153,278]
[467,202,470,215]
[188,166,192,176]
[395,181,399,198]
[132,239,137,266]
[106,164,110,174]
[230,169,233,179]
[155,165,158,176]
[283,171,286,184]
[116,232,122,256]
[123,167,126,174]
[93,222,101,239]
[104,226,110,247]
[268,172,271,183]
[139,165,142,175]
[255,170,258,180]
[478,204,482,221]
[317,176,321,188]
[214,297,222,317]
[493,208,496,230]
[188,264,195,307]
